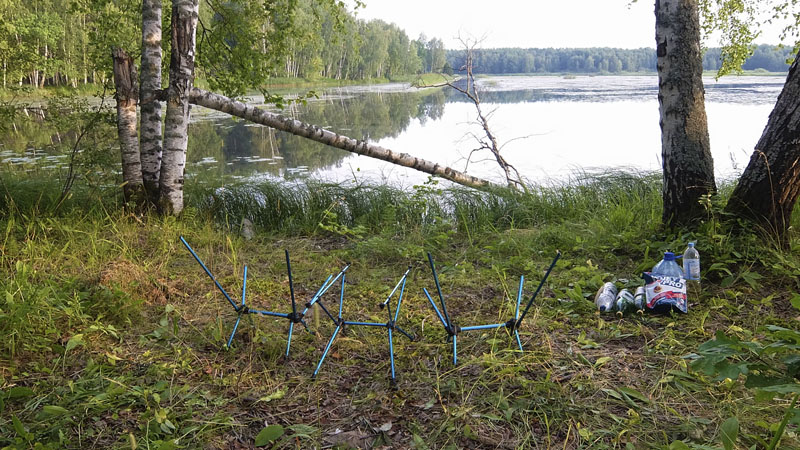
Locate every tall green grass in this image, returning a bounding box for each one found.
[192,170,664,237]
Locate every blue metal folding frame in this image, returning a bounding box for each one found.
[423,251,561,365]
[312,267,414,383]
[180,236,349,357]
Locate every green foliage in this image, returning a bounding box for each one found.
[254,424,284,446]
[699,0,800,77]
[0,0,438,93]
[5,171,800,448]
[446,45,794,75]
[689,314,800,448]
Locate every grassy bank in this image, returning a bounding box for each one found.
[1,174,799,449]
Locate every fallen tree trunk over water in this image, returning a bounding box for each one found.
[188,88,497,190]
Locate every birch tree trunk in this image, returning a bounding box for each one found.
[158,0,198,215]
[725,51,800,241]
[111,48,144,203]
[140,0,164,204]
[655,0,716,226]
[188,88,496,190]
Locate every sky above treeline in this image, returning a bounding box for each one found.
[350,0,786,50]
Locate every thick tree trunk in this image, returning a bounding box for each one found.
[158,0,198,215]
[140,0,164,205]
[112,48,145,203]
[187,88,497,190]
[655,0,716,226]
[725,51,800,240]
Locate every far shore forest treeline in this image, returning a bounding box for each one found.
[0,0,795,92]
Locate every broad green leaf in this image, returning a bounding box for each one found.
[287,423,317,439]
[789,407,800,426]
[745,374,788,389]
[65,334,84,353]
[758,383,800,394]
[715,362,748,381]
[720,416,739,450]
[255,424,285,447]
[594,356,612,368]
[12,414,26,436]
[790,293,800,311]
[618,387,650,404]
[155,440,178,450]
[669,440,690,450]
[8,386,35,399]
[42,405,69,416]
[602,388,623,400]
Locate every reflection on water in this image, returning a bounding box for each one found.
[186,88,447,183]
[1,75,785,186]
[187,75,784,186]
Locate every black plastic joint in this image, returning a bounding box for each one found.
[287,312,305,323]
[504,318,517,330]
[386,320,395,330]
[304,302,313,309]
[237,305,250,314]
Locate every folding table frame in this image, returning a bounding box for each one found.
[180,236,349,357]
[311,267,415,383]
[423,251,561,365]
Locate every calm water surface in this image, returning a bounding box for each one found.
[188,75,783,187]
[1,75,785,187]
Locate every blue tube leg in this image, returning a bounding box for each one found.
[285,322,295,358]
[227,314,243,348]
[338,273,345,319]
[515,276,524,320]
[241,265,248,308]
[313,325,341,378]
[393,274,408,323]
[302,274,334,315]
[427,253,452,326]
[285,250,297,315]
[514,276,524,352]
[388,328,396,381]
[460,323,506,331]
[517,251,561,328]
[395,326,414,341]
[453,335,458,366]
[423,288,449,328]
[180,236,238,310]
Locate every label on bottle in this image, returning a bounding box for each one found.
[684,259,700,280]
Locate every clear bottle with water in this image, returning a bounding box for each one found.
[652,252,683,277]
[683,242,700,281]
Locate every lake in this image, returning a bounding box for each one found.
[2,75,786,187]
[188,75,784,187]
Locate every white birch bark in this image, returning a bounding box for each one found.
[655,0,716,226]
[112,48,144,202]
[187,88,496,190]
[140,0,164,203]
[158,0,198,215]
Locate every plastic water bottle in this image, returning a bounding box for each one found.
[652,252,683,278]
[595,282,617,312]
[683,242,700,281]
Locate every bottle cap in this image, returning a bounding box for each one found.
[688,242,695,247]
[663,252,676,261]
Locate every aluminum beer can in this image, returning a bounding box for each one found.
[595,282,617,312]
[633,286,646,312]
[615,289,635,315]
